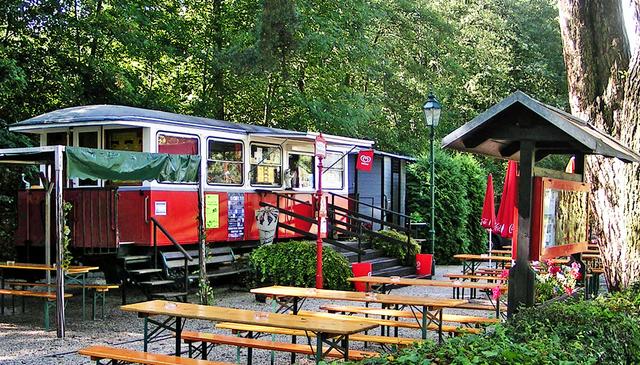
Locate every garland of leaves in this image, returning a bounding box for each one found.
[61,201,73,269]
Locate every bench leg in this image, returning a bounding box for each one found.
[246,331,253,365]
[315,334,323,365]
[143,317,148,352]
[44,300,49,331]
[92,290,97,321]
[101,291,106,319]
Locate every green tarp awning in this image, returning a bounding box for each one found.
[66,147,200,183]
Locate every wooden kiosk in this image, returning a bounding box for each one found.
[442,91,639,316]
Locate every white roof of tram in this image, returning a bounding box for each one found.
[9,105,374,147]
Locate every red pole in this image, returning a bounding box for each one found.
[316,155,324,289]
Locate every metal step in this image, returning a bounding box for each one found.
[368,257,402,271]
[121,255,151,264]
[128,268,163,276]
[150,292,188,300]
[373,265,415,277]
[138,280,175,287]
[341,249,385,263]
[324,240,366,253]
[188,265,251,281]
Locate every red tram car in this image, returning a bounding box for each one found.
[7,105,413,289]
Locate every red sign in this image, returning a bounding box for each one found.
[315,134,327,159]
[356,150,374,171]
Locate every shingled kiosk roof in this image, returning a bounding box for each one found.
[441,90,640,163]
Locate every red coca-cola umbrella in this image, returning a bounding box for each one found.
[481,174,496,260]
[494,161,518,245]
[481,173,496,229]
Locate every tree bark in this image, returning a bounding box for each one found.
[558,0,640,290]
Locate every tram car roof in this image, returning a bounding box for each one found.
[9,104,374,147]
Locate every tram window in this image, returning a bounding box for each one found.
[250,144,282,187]
[46,132,68,146]
[207,140,244,185]
[323,152,344,190]
[287,153,314,189]
[105,128,143,152]
[104,128,143,186]
[157,134,199,155]
[78,131,99,186]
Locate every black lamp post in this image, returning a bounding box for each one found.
[423,92,441,274]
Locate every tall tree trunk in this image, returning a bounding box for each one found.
[558,0,640,290]
[212,0,225,120]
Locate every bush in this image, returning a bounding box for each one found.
[370,229,421,265]
[249,240,352,290]
[340,292,640,365]
[407,150,488,263]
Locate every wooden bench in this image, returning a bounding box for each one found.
[161,248,250,281]
[5,281,119,320]
[78,345,231,365]
[297,310,482,335]
[180,331,378,361]
[0,288,72,330]
[215,322,419,347]
[319,305,499,326]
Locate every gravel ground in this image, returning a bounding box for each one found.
[0,264,596,364]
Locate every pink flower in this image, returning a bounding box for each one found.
[571,262,581,271]
[572,271,582,280]
[492,285,502,300]
[549,265,561,276]
[564,286,574,295]
[500,269,510,279]
[545,259,554,267]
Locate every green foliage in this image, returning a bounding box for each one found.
[197,277,215,305]
[249,240,351,290]
[0,0,568,258]
[62,201,73,270]
[370,230,421,265]
[340,292,640,365]
[407,150,488,263]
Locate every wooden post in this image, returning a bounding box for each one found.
[54,146,65,338]
[197,170,207,303]
[507,140,536,317]
[44,168,53,294]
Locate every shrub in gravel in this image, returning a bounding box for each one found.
[250,240,352,290]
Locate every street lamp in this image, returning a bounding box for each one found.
[422,92,441,275]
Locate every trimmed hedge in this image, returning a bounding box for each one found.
[370,229,421,265]
[407,150,488,264]
[339,286,640,364]
[249,240,352,290]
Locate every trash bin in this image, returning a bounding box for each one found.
[255,206,279,245]
[416,253,433,276]
[351,262,372,292]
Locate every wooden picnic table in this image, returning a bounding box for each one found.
[121,299,376,363]
[0,261,99,320]
[347,276,506,316]
[250,285,466,343]
[453,254,513,274]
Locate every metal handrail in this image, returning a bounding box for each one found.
[150,217,193,295]
[150,217,194,261]
[327,192,412,219]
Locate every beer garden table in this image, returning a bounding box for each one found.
[0,261,99,319]
[120,299,377,362]
[453,254,513,275]
[250,285,466,343]
[348,276,507,317]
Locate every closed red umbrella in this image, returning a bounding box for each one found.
[481,174,496,260]
[481,174,496,229]
[494,161,518,239]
